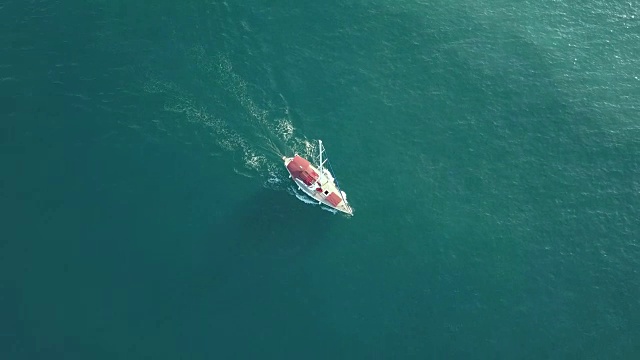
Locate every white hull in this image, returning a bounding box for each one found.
[283,155,353,215]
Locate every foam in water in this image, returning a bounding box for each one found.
[275,117,295,141]
[288,185,340,215]
[142,51,313,192]
[288,186,318,205]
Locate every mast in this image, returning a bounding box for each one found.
[318,139,327,173]
[318,140,323,172]
[317,140,351,214]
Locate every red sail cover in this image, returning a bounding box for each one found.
[287,155,319,186]
[326,192,342,206]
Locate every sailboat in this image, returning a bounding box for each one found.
[283,140,353,215]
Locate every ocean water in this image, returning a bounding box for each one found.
[2,0,639,358]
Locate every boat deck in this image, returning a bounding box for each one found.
[284,157,352,215]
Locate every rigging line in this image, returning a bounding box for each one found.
[256,137,283,158]
[252,126,285,158]
[323,146,348,205]
[267,138,284,157]
[255,144,278,159]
